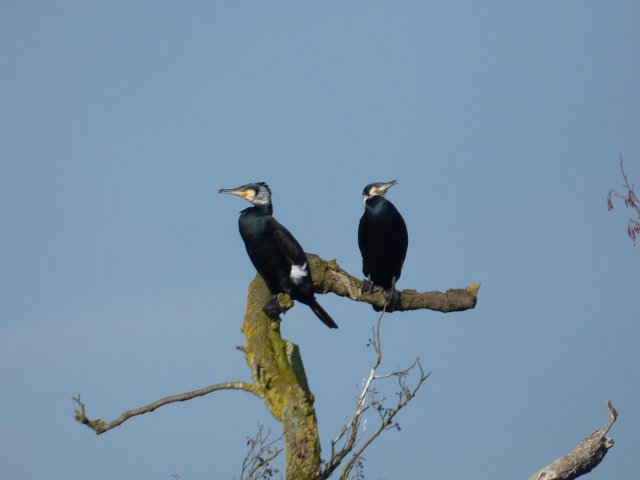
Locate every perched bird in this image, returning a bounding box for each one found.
[219,182,338,329]
[358,180,408,310]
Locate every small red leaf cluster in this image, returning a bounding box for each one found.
[607,154,640,246]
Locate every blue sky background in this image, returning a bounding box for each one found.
[1,2,639,479]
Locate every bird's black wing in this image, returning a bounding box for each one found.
[269,217,309,267]
[358,214,378,276]
[270,218,338,329]
[397,209,409,265]
[357,215,369,256]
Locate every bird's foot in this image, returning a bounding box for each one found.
[262,294,294,319]
[382,288,401,312]
[262,296,284,319]
[372,288,401,312]
[361,279,376,295]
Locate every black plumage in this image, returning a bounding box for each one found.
[358,180,408,308]
[219,182,338,329]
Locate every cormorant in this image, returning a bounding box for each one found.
[219,182,338,329]
[358,180,408,310]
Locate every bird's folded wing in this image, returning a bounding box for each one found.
[270,218,309,267]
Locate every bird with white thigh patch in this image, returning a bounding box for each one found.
[219,182,338,329]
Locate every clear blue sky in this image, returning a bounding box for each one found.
[1,2,638,478]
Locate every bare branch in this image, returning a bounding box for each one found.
[307,253,480,313]
[528,401,618,480]
[320,313,431,479]
[323,312,386,478]
[237,422,283,480]
[341,360,430,479]
[73,381,257,435]
[607,154,640,245]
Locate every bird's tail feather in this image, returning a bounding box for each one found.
[309,299,338,329]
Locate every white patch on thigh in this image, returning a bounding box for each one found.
[290,262,308,284]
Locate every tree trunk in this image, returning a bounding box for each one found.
[242,275,321,479]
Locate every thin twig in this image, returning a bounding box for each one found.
[323,311,386,478]
[321,309,430,479]
[238,422,283,480]
[607,154,640,245]
[73,381,257,435]
[341,362,430,479]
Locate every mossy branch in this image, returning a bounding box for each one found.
[306,253,479,313]
[241,275,322,480]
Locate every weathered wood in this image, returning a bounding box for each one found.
[529,401,617,480]
[307,253,479,313]
[242,275,321,480]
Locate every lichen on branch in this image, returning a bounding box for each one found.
[306,253,479,313]
[241,275,321,479]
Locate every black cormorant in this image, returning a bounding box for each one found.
[358,180,408,310]
[219,182,338,329]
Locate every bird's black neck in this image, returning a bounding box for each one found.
[366,195,389,209]
[241,203,273,216]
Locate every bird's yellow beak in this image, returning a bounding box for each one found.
[219,186,256,203]
[370,180,397,197]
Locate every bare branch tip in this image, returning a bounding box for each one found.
[72,395,87,421]
[605,400,618,433]
[466,282,481,297]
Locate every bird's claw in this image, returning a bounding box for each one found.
[262,296,283,319]
[361,279,376,295]
[371,288,401,312]
[383,288,401,312]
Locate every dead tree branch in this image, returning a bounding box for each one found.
[241,276,322,479]
[73,381,257,435]
[307,253,479,313]
[529,401,618,480]
[236,422,284,480]
[320,313,430,479]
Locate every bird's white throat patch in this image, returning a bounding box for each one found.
[290,263,308,284]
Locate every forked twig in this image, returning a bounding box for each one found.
[607,154,640,245]
[321,310,430,479]
[236,422,283,480]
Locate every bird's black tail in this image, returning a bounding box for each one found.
[308,299,338,329]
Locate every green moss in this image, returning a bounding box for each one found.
[241,275,322,477]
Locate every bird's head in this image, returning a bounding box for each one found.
[219,182,272,206]
[362,180,397,204]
